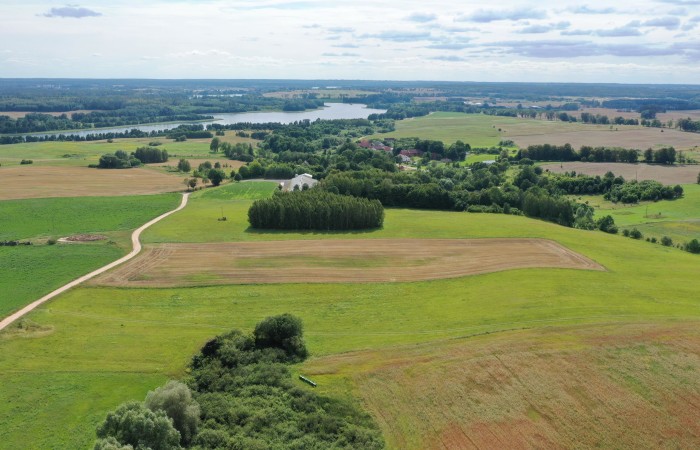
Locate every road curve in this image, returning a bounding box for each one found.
[0,192,190,332]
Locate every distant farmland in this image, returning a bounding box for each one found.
[0,166,185,200]
[541,162,699,185]
[372,112,700,151]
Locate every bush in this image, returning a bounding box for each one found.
[248,190,384,230]
[629,228,643,239]
[596,215,618,234]
[686,239,700,254]
[47,238,57,245]
[144,381,200,446]
[622,229,630,237]
[95,401,180,450]
[661,236,673,246]
[254,314,308,362]
[177,159,191,173]
[20,159,33,165]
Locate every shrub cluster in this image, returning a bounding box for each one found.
[133,146,169,163]
[605,180,683,203]
[249,190,384,230]
[95,314,383,450]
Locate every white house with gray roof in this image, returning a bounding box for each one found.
[280,173,318,191]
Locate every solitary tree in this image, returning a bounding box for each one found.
[207,168,225,187]
[177,159,191,173]
[210,137,220,153]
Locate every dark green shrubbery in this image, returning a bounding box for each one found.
[96,314,383,450]
[248,190,384,230]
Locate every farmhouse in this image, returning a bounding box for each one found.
[280,173,318,191]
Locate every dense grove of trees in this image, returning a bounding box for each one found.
[677,118,700,132]
[133,146,169,163]
[249,190,384,230]
[605,180,683,203]
[95,150,142,169]
[95,314,383,449]
[643,147,676,164]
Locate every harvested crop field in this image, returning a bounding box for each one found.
[0,165,185,200]
[509,126,700,151]
[92,238,603,287]
[304,322,700,450]
[541,162,699,185]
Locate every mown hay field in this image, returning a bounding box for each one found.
[371,112,700,151]
[305,322,700,449]
[542,161,700,185]
[93,238,603,287]
[0,165,185,199]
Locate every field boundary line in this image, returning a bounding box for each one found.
[0,192,190,332]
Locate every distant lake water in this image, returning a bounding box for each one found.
[23,103,387,138]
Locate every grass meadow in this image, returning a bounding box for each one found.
[0,134,255,167]
[589,183,700,245]
[371,112,700,151]
[0,194,180,315]
[1,180,700,448]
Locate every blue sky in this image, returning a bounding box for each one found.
[1,1,699,82]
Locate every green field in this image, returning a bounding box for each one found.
[0,194,180,240]
[0,135,253,167]
[1,178,700,448]
[0,194,180,315]
[589,183,700,245]
[371,112,504,147]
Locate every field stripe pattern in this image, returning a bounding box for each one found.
[92,238,604,287]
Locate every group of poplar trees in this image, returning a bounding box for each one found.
[248,190,384,230]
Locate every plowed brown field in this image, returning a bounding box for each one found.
[92,238,604,287]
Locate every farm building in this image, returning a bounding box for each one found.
[280,173,318,191]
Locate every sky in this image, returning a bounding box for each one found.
[1,0,700,83]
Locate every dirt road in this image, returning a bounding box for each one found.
[0,192,190,332]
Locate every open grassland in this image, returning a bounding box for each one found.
[0,194,180,240]
[0,194,180,316]
[2,186,700,448]
[588,184,700,245]
[373,112,700,151]
[93,238,602,287]
[0,244,123,317]
[305,322,700,449]
[542,161,700,185]
[0,136,254,167]
[0,165,186,200]
[371,113,503,147]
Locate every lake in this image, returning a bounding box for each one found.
[24,103,387,138]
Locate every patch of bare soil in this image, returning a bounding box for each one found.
[60,234,107,242]
[91,238,604,287]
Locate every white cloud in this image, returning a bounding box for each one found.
[0,0,693,82]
